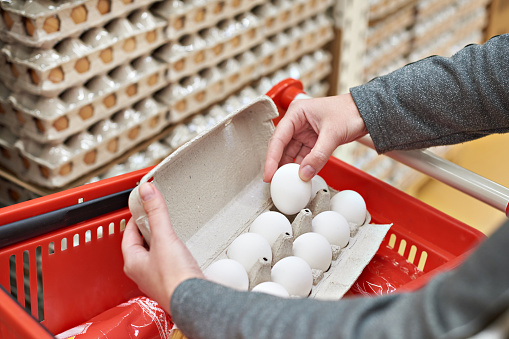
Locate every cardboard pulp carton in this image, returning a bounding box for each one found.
[129,96,391,300]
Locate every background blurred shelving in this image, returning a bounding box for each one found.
[1,0,508,234]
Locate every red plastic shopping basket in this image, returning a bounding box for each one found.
[0,79,491,338]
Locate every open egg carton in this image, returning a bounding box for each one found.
[0,0,159,48]
[1,54,168,144]
[156,11,263,82]
[0,7,167,97]
[0,94,169,188]
[152,0,265,41]
[254,0,333,37]
[130,96,391,300]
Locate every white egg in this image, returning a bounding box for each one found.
[292,232,332,271]
[330,190,367,225]
[251,281,290,298]
[249,211,292,246]
[204,259,249,291]
[271,256,313,297]
[311,175,328,199]
[227,233,272,272]
[270,163,312,215]
[312,211,350,248]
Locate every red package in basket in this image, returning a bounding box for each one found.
[55,296,175,339]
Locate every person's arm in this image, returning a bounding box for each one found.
[172,221,509,339]
[351,34,509,154]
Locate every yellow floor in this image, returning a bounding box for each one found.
[410,133,509,236]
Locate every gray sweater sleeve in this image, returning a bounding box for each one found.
[350,34,509,153]
[172,222,509,339]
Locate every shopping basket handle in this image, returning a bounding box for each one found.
[266,79,509,217]
[0,188,132,249]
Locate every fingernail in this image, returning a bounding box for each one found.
[300,165,315,181]
[139,183,155,202]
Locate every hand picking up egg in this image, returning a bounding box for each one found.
[270,163,312,215]
[312,211,350,248]
[249,211,292,246]
[227,233,272,272]
[204,259,249,291]
[330,190,367,226]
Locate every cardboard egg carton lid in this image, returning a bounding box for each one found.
[0,0,161,48]
[4,54,168,144]
[2,96,169,188]
[1,9,167,97]
[130,96,391,299]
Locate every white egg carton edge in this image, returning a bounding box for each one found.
[0,55,168,144]
[0,0,158,48]
[1,10,167,97]
[130,96,391,300]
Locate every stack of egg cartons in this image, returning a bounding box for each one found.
[0,0,335,206]
[0,0,170,191]
[363,0,414,82]
[409,0,489,62]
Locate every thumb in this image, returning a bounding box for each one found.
[298,132,338,181]
[138,182,176,244]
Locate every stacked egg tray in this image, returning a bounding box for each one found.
[0,0,334,191]
[368,0,416,22]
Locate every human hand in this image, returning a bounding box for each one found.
[263,94,368,182]
[122,182,204,315]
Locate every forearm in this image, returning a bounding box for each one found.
[351,34,509,153]
[171,223,509,339]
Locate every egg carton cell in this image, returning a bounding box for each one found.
[158,12,263,82]
[152,0,264,41]
[3,55,168,144]
[0,97,169,188]
[0,9,167,97]
[415,0,457,20]
[254,0,332,38]
[0,0,159,48]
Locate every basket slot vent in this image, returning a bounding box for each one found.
[61,237,67,251]
[97,226,104,238]
[49,242,55,255]
[109,222,115,235]
[36,246,44,322]
[418,251,428,271]
[397,239,407,257]
[85,230,92,243]
[22,251,30,313]
[9,254,16,299]
[73,234,80,247]
[408,245,417,264]
[120,219,126,231]
[387,233,396,248]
